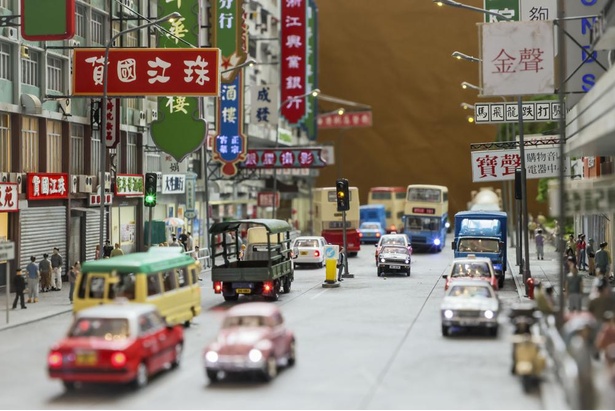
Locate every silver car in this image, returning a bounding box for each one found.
[440,280,499,337]
[376,245,411,277]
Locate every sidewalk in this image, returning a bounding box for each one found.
[511,237,615,409]
[0,286,73,332]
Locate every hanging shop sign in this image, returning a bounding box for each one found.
[317,110,372,129]
[161,174,186,194]
[114,174,144,197]
[26,173,69,200]
[239,147,327,169]
[0,183,19,212]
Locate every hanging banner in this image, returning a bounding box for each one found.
[304,0,319,140]
[211,0,248,82]
[280,0,307,125]
[251,84,278,126]
[213,77,247,176]
[104,98,121,148]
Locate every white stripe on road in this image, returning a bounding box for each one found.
[310,289,329,300]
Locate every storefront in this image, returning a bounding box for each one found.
[113,174,144,253]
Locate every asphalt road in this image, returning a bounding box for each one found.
[0,244,546,409]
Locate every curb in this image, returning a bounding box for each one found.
[0,308,73,333]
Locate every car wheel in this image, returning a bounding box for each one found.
[282,277,292,294]
[406,268,411,277]
[223,295,239,302]
[171,342,183,368]
[132,362,148,389]
[62,381,76,391]
[287,340,296,367]
[318,261,323,268]
[262,356,278,382]
[207,369,219,383]
[441,325,449,337]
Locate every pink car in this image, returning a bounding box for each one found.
[203,302,296,382]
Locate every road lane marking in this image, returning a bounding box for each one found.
[310,289,329,300]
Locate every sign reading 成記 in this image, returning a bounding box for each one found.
[474,101,563,124]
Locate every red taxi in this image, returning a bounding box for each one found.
[48,303,183,390]
[203,302,295,383]
[442,255,499,291]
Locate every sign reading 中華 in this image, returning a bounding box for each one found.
[474,101,563,124]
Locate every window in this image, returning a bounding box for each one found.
[145,151,161,172]
[70,318,129,339]
[70,124,85,174]
[88,276,106,299]
[75,4,86,38]
[113,273,136,300]
[0,0,10,9]
[46,120,62,172]
[126,132,137,173]
[146,273,162,297]
[0,114,10,172]
[21,116,39,172]
[91,12,105,45]
[91,129,101,175]
[47,56,64,93]
[163,270,178,291]
[21,51,40,87]
[0,42,11,80]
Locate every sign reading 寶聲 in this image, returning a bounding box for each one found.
[251,85,279,126]
[73,48,221,96]
[0,183,18,212]
[474,101,563,124]
[317,111,372,129]
[161,174,186,194]
[240,147,326,169]
[280,0,308,125]
[26,173,69,200]
[471,146,570,182]
[480,20,555,96]
[114,174,144,197]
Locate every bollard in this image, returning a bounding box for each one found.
[526,277,535,299]
[322,245,341,288]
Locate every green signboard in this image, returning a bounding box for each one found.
[21,0,75,41]
[304,0,319,141]
[483,0,519,22]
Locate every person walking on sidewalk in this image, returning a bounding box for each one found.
[565,256,584,312]
[595,242,611,278]
[103,240,113,258]
[535,229,545,260]
[25,256,40,303]
[12,268,27,309]
[39,253,52,292]
[587,238,596,277]
[50,247,63,291]
[110,243,124,257]
[68,261,80,303]
[577,234,587,271]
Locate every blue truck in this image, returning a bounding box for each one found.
[451,211,508,288]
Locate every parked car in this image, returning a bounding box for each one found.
[203,302,296,383]
[377,245,411,277]
[375,234,412,265]
[442,255,499,291]
[441,280,500,337]
[291,236,327,268]
[47,303,184,391]
[359,222,386,244]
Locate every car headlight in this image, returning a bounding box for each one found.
[248,349,263,363]
[205,351,218,363]
[443,309,454,319]
[405,259,410,264]
[484,310,494,319]
[380,258,385,263]
[433,238,441,246]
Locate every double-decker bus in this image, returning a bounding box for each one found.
[312,186,361,256]
[402,184,449,252]
[368,186,406,233]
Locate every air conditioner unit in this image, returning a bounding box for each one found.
[134,110,146,126]
[70,175,78,194]
[119,0,136,16]
[9,172,24,193]
[70,40,80,47]
[78,175,94,193]
[0,172,8,182]
[3,27,17,40]
[147,108,158,122]
[58,98,71,115]
[104,172,112,190]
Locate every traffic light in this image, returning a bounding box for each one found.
[336,178,350,212]
[144,173,157,207]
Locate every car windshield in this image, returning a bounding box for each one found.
[449,285,492,298]
[451,262,492,278]
[362,223,381,230]
[223,315,267,328]
[296,240,319,248]
[69,318,130,340]
[382,237,406,246]
[457,238,500,253]
[381,246,407,255]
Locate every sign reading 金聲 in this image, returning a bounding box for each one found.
[114,174,144,197]
[73,48,221,97]
[26,173,69,200]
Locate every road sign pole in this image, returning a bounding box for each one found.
[5,261,9,324]
[341,210,353,278]
[148,206,153,248]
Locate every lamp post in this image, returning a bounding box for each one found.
[433,0,513,20]
[98,12,181,255]
[272,88,320,219]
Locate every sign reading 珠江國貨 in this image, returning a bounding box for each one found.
[26,173,69,200]
[474,100,563,124]
[281,0,308,125]
[114,174,144,197]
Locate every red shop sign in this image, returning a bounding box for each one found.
[73,48,221,97]
[0,183,19,212]
[280,0,307,125]
[26,173,69,200]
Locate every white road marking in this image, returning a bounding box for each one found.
[310,288,329,300]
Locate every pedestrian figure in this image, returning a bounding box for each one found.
[577,234,587,271]
[110,243,124,257]
[535,282,555,316]
[535,229,545,260]
[50,247,63,291]
[337,247,346,282]
[68,262,80,303]
[588,278,615,327]
[103,240,113,258]
[587,238,596,276]
[566,234,576,258]
[25,256,40,303]
[186,232,194,253]
[565,256,584,312]
[170,234,181,247]
[179,231,188,252]
[95,244,101,260]
[595,242,611,278]
[39,253,52,292]
[12,268,27,309]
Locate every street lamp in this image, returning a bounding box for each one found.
[271,88,320,219]
[460,102,474,110]
[98,12,181,255]
[433,0,513,21]
[221,57,257,74]
[452,51,481,63]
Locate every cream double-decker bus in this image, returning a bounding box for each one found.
[368,186,406,233]
[312,186,361,256]
[402,184,449,252]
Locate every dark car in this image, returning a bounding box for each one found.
[377,245,411,277]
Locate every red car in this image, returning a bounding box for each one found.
[203,302,296,383]
[442,256,499,291]
[48,303,184,391]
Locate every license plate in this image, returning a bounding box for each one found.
[236,288,251,294]
[390,265,401,269]
[300,251,308,256]
[75,351,97,366]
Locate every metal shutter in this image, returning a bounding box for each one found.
[19,206,67,273]
[85,209,107,261]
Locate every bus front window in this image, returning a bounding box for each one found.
[406,217,440,231]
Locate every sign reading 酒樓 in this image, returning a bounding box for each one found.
[114,174,144,197]
[26,173,69,200]
[474,101,563,124]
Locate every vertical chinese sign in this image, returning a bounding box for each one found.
[280,0,307,125]
[151,0,208,162]
[304,0,318,140]
[105,98,120,148]
[251,84,278,126]
[211,0,248,177]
